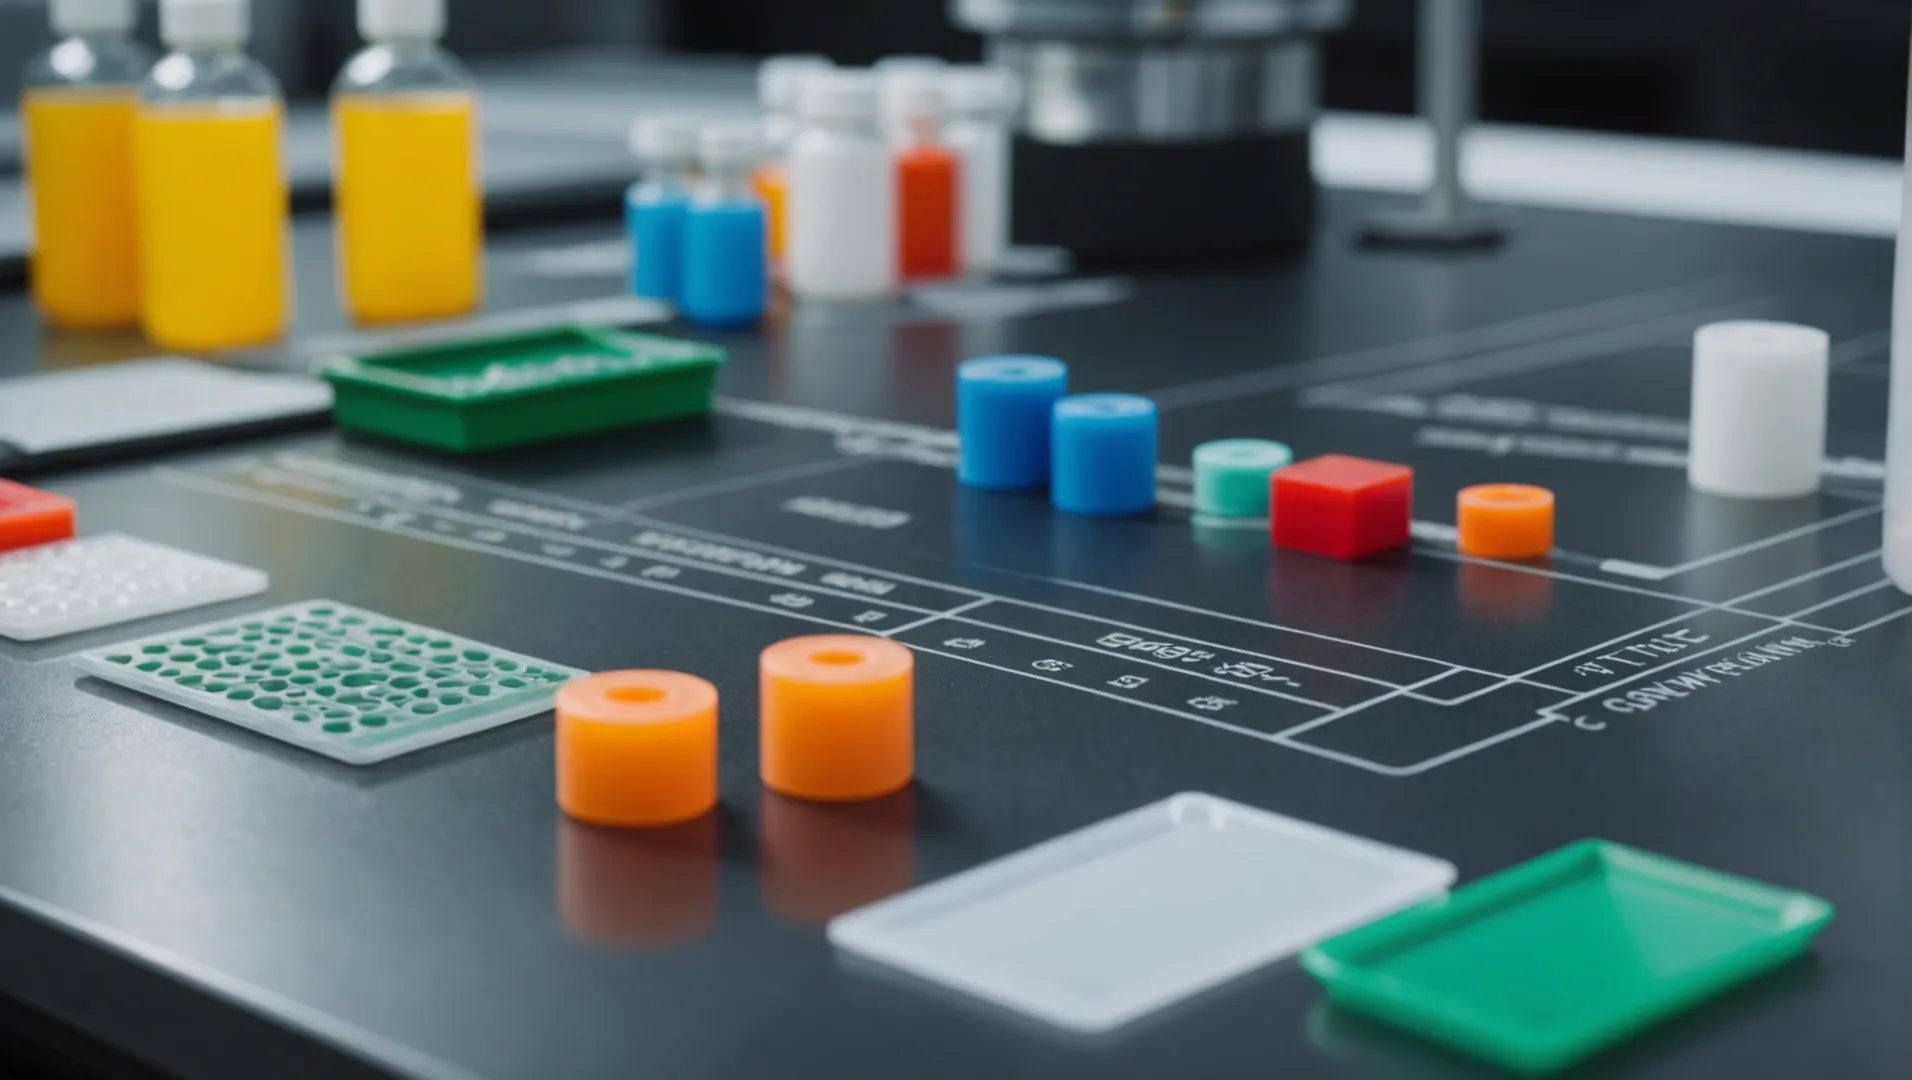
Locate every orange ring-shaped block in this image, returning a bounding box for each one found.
[760,635,913,802]
[557,670,719,828]
[1457,484,1555,560]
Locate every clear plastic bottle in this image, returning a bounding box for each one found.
[942,67,1016,275]
[787,70,896,301]
[884,68,959,280]
[752,54,831,270]
[135,0,289,351]
[683,123,768,328]
[21,0,155,328]
[626,115,698,305]
[333,0,482,324]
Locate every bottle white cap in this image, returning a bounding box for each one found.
[699,121,764,172]
[628,114,700,164]
[943,66,1019,116]
[881,67,944,124]
[798,69,881,124]
[51,0,137,36]
[359,0,445,41]
[160,0,250,48]
[757,55,833,112]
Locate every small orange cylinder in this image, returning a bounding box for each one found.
[752,163,790,266]
[760,635,914,801]
[1457,484,1555,560]
[556,670,718,828]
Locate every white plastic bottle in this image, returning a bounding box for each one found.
[942,66,1016,274]
[1886,59,1912,591]
[787,70,896,301]
[752,54,831,269]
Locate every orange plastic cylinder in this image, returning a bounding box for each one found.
[760,635,914,801]
[897,146,958,279]
[753,163,790,265]
[556,670,718,828]
[1457,484,1555,560]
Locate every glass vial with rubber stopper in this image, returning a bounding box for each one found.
[787,70,896,301]
[627,114,697,305]
[884,68,959,280]
[333,0,482,325]
[682,122,769,328]
[136,0,289,351]
[942,66,1016,275]
[22,0,154,329]
[753,54,831,272]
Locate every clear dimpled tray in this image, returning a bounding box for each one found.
[0,533,269,642]
[828,792,1457,1034]
[77,600,584,764]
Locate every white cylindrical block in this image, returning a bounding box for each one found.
[787,71,897,300]
[1687,321,1829,500]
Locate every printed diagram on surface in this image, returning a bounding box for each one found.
[151,281,1910,778]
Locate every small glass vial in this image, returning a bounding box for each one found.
[682,123,768,328]
[333,0,482,325]
[21,0,155,329]
[942,66,1016,275]
[752,54,832,270]
[787,70,896,301]
[885,68,959,280]
[627,115,698,305]
[135,0,289,351]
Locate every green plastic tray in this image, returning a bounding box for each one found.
[1302,840,1833,1075]
[318,325,724,453]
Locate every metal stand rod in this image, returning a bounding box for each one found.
[1361,0,1507,248]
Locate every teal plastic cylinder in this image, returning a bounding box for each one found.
[1193,439,1293,517]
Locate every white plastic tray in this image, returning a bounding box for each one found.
[829,792,1456,1033]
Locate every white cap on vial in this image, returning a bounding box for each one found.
[51,0,137,36]
[699,121,764,173]
[943,66,1019,116]
[160,0,250,48]
[359,0,446,41]
[881,66,944,125]
[628,114,700,164]
[798,69,881,124]
[757,55,833,112]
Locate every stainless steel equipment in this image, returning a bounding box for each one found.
[952,0,1353,263]
[1361,0,1505,247]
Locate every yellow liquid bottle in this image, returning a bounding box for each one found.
[21,5,154,330]
[135,102,289,351]
[24,91,142,328]
[134,3,290,352]
[334,93,482,323]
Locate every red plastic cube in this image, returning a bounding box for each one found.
[0,478,76,552]
[1271,455,1412,560]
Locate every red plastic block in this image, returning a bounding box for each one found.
[0,479,75,552]
[1271,455,1412,560]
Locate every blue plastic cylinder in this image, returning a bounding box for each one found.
[627,184,689,303]
[957,355,1070,489]
[1051,393,1158,515]
[682,197,768,327]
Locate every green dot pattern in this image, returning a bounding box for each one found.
[79,600,585,765]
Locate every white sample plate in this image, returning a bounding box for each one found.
[828,792,1457,1034]
[77,600,584,765]
[0,534,269,642]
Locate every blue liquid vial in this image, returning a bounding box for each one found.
[627,116,697,304]
[682,124,768,328]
